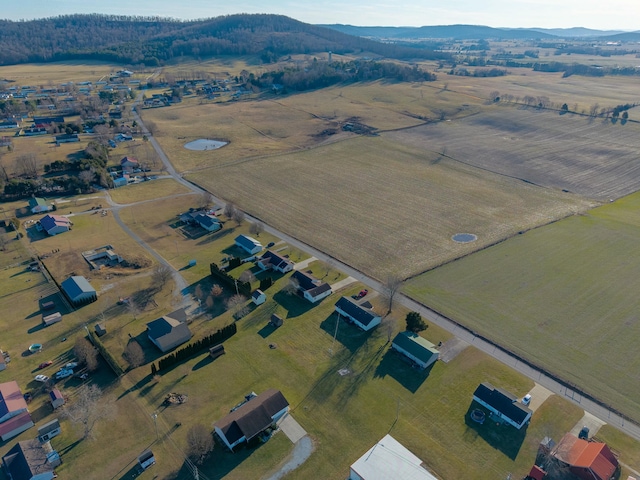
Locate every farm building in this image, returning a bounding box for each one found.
[256,250,294,273]
[28,198,52,214]
[1,439,60,480]
[349,434,438,480]
[291,270,332,303]
[146,308,192,353]
[49,389,64,409]
[37,419,61,443]
[214,389,289,451]
[270,314,283,328]
[551,433,618,480]
[252,290,266,305]
[33,116,64,125]
[0,412,34,442]
[209,345,225,360]
[112,176,128,188]
[234,234,262,255]
[38,214,71,236]
[138,450,155,471]
[334,296,381,331]
[41,312,62,327]
[472,382,532,430]
[61,276,97,306]
[120,156,139,173]
[54,133,79,145]
[0,381,28,424]
[391,331,439,369]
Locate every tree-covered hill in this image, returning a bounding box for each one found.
[0,14,449,66]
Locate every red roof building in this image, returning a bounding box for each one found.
[552,433,618,480]
[0,381,28,424]
[526,465,546,480]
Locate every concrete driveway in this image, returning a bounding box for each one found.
[526,383,554,412]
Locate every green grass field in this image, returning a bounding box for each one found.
[404,190,640,421]
[108,178,192,204]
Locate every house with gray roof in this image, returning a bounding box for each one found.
[257,250,294,274]
[37,419,61,443]
[2,439,59,480]
[146,308,192,353]
[392,331,439,369]
[214,389,289,451]
[335,296,381,331]
[61,276,97,306]
[38,214,71,236]
[194,213,221,232]
[291,270,332,303]
[472,382,532,429]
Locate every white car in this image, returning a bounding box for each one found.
[34,374,49,382]
[522,394,532,406]
[65,362,78,369]
[55,369,73,380]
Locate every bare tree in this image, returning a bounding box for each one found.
[200,192,214,210]
[186,424,214,465]
[62,384,116,440]
[223,202,236,219]
[239,270,255,283]
[15,153,38,178]
[249,222,264,237]
[74,336,99,371]
[382,274,403,314]
[232,209,245,226]
[225,294,247,319]
[283,277,300,296]
[123,340,145,368]
[93,124,111,146]
[151,264,172,289]
[144,120,157,136]
[78,170,94,186]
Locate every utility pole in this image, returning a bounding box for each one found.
[152,413,158,440]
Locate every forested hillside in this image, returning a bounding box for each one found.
[0,14,449,66]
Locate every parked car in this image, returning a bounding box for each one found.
[38,361,53,369]
[65,362,78,369]
[34,374,49,383]
[266,242,275,248]
[522,394,532,406]
[578,426,590,440]
[55,369,73,380]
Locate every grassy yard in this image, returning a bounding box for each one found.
[108,178,193,204]
[404,190,640,422]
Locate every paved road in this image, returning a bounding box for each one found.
[132,98,640,442]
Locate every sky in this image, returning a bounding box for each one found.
[2,0,639,31]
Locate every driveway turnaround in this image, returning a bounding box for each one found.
[279,414,307,444]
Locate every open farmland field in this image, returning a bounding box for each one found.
[404,190,640,421]
[388,105,640,201]
[143,80,482,172]
[187,134,592,280]
[108,178,192,204]
[0,61,117,85]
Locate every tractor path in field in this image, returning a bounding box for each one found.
[131,94,640,443]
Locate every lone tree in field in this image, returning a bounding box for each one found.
[226,294,248,319]
[405,311,428,333]
[249,221,264,237]
[239,269,255,284]
[382,274,403,314]
[232,209,246,226]
[74,336,99,371]
[152,264,172,289]
[223,202,236,219]
[62,384,115,440]
[186,424,215,465]
[200,192,214,210]
[123,340,145,368]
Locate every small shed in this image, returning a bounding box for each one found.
[41,301,55,311]
[95,323,107,337]
[209,344,225,360]
[38,419,61,442]
[270,314,283,328]
[49,388,64,409]
[138,450,155,470]
[42,312,62,327]
[252,289,266,306]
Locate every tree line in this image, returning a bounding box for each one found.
[0,14,449,67]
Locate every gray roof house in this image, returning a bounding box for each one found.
[391,331,439,369]
[334,296,381,331]
[28,198,52,214]
[37,419,61,443]
[291,270,332,303]
[256,250,294,273]
[146,308,192,353]
[38,214,71,236]
[60,276,97,306]
[214,389,289,451]
[472,382,532,430]
[234,234,262,255]
[194,213,221,232]
[2,439,59,480]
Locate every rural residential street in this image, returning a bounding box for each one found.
[130,104,640,443]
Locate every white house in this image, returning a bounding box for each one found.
[28,198,52,214]
[349,434,438,480]
[252,289,266,305]
[39,214,71,236]
[138,450,155,471]
[37,419,61,443]
[234,234,262,255]
[391,331,439,369]
[291,270,332,303]
[194,213,221,232]
[334,296,381,331]
[214,389,289,451]
[472,383,532,430]
[256,250,294,273]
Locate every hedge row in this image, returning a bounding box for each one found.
[88,330,124,377]
[210,262,251,297]
[155,323,237,373]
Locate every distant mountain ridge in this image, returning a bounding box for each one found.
[322,24,640,41]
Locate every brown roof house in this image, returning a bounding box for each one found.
[551,433,619,480]
[2,439,60,480]
[120,156,139,174]
[146,308,192,353]
[214,389,289,451]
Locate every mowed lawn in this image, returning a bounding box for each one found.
[187,134,591,280]
[388,105,640,200]
[404,191,640,421]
